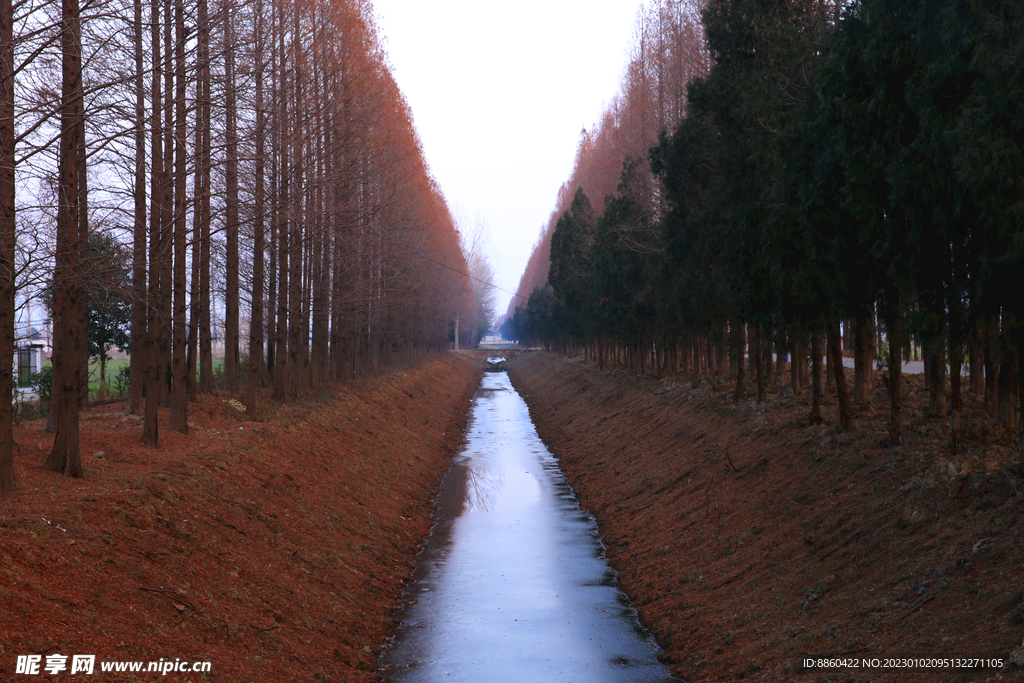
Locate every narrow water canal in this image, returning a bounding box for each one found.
[380,371,677,683]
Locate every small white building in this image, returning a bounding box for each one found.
[14,326,48,388]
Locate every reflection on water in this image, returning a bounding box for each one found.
[379,372,677,683]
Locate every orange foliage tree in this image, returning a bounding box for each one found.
[509,0,709,320]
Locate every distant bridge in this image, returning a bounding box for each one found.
[477,338,520,350]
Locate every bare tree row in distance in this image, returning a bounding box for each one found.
[511,0,710,309]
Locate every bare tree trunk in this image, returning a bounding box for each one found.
[923,343,933,393]
[752,323,766,403]
[195,0,211,393]
[998,309,1019,428]
[883,292,905,446]
[245,0,266,415]
[790,333,800,394]
[825,334,835,392]
[77,121,88,410]
[186,227,198,397]
[329,175,345,380]
[186,0,208,399]
[223,8,240,392]
[169,0,187,433]
[716,325,727,375]
[288,1,304,396]
[775,336,787,381]
[310,43,328,384]
[950,337,963,455]
[968,320,983,395]
[983,314,998,411]
[267,114,277,381]
[288,147,302,394]
[1018,340,1024,461]
[197,57,212,395]
[272,0,288,401]
[732,317,745,400]
[927,325,948,417]
[127,0,147,415]
[46,0,84,476]
[301,160,312,379]
[705,333,716,377]
[324,101,340,380]
[796,336,807,390]
[852,305,875,404]
[157,0,173,403]
[828,322,852,432]
[809,331,823,425]
[142,0,162,446]
[0,0,16,493]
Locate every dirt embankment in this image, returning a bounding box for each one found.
[0,356,480,682]
[508,352,1024,682]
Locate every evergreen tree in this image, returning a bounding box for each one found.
[590,158,660,352]
[548,188,597,348]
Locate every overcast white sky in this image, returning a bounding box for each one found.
[370,1,644,319]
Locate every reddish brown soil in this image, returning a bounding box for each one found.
[0,356,480,682]
[508,352,1024,683]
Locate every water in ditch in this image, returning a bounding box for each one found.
[379,370,677,683]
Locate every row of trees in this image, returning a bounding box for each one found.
[507,0,1024,455]
[509,0,710,311]
[0,0,476,493]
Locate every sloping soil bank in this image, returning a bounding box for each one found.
[508,352,1024,682]
[0,356,479,682]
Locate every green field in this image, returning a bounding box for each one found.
[87,356,226,398]
[87,357,131,397]
[28,356,228,399]
[21,354,229,400]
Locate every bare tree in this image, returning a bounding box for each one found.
[0,0,15,493]
[222,2,239,392]
[244,0,265,414]
[126,0,146,416]
[45,0,85,475]
[168,0,186,432]
[141,0,162,446]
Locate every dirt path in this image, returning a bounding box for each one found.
[0,356,480,682]
[508,352,1023,682]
